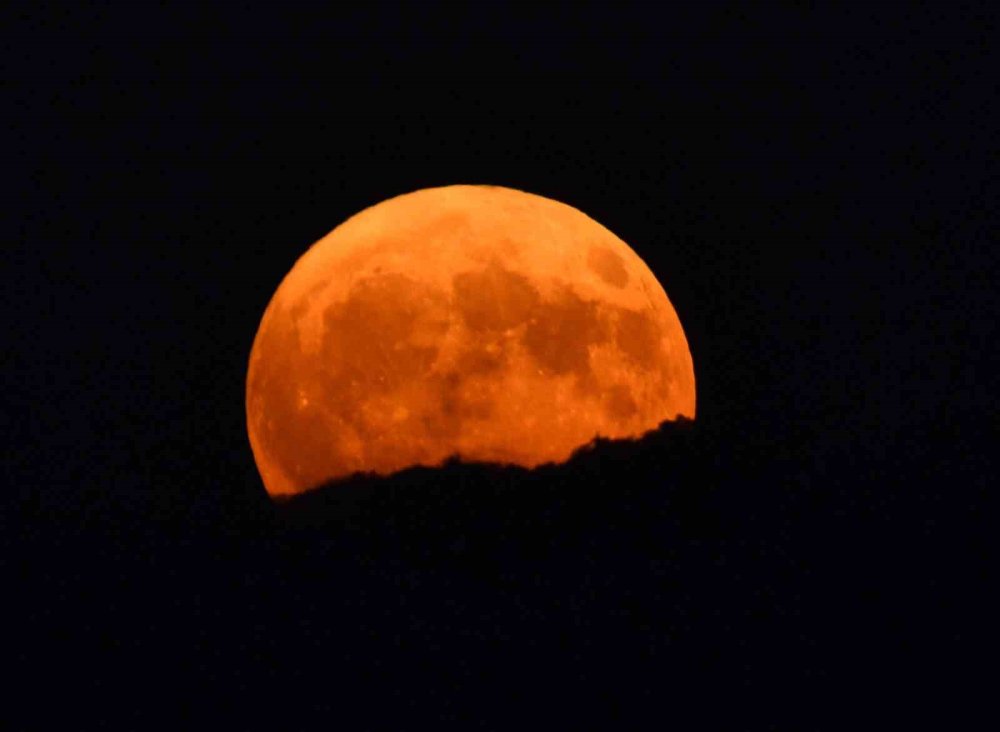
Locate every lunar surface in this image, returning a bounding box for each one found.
[247,185,695,497]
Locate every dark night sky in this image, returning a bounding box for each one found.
[5,3,995,728]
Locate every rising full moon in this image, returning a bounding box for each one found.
[247,185,695,498]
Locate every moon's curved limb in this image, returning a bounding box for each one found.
[247,185,695,497]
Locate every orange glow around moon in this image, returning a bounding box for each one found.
[247,185,695,498]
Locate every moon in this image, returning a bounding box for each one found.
[247,185,695,498]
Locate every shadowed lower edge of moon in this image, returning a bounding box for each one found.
[248,256,695,498]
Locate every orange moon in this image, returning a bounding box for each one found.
[246,185,695,498]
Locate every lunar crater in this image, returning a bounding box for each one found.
[587,245,630,288]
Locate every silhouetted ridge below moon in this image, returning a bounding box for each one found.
[273,417,718,551]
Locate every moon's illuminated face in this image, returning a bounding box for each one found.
[247,185,695,497]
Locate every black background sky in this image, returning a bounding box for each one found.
[5,3,995,728]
